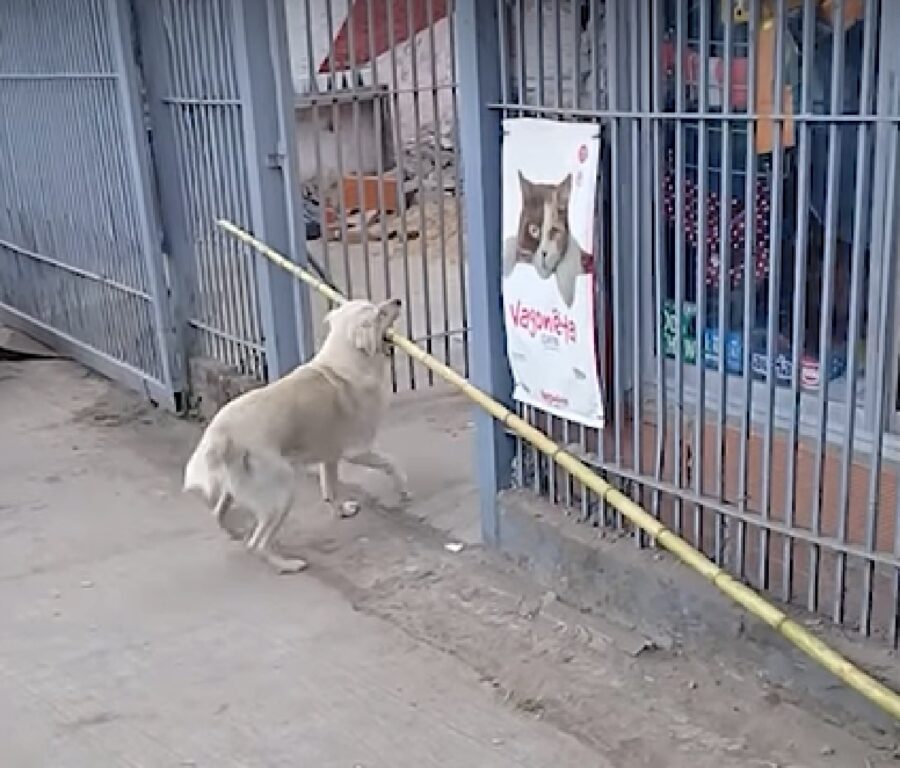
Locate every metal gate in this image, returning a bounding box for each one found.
[0,0,183,410]
[134,0,308,385]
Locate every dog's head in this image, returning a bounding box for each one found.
[323,298,402,357]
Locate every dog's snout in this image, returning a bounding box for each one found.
[390,298,402,307]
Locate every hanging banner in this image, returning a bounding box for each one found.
[501,117,604,428]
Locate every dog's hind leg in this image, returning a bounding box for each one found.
[212,491,243,541]
[344,449,410,502]
[243,458,307,574]
[248,506,307,574]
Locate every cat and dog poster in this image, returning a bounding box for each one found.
[501,118,605,428]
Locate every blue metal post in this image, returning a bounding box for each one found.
[455,0,513,546]
[232,0,310,379]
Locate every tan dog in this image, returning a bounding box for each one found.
[183,298,407,573]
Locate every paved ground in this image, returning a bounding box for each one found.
[1,350,897,767]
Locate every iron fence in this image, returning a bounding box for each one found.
[491,0,900,647]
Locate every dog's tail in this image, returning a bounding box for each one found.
[183,430,248,505]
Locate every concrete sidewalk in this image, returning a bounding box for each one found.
[0,353,894,767]
[0,357,600,767]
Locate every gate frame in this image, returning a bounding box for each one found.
[455,0,513,546]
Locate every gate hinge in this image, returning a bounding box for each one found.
[266,151,285,169]
[266,140,287,169]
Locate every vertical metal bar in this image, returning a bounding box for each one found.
[570,0,581,111]
[270,0,314,362]
[535,0,545,105]
[215,0,258,372]
[530,404,541,495]
[760,0,788,592]
[860,84,900,635]
[177,0,216,363]
[346,0,375,301]
[322,0,354,299]
[205,0,240,366]
[892,485,900,649]
[75,5,122,366]
[736,0,760,581]
[693,0,712,553]
[385,0,418,388]
[515,404,525,488]
[107,0,182,407]
[446,0,469,377]
[672,0,686,536]
[230,0,301,380]
[630,0,644,545]
[553,0,563,109]
[715,0,735,566]
[189,0,226,365]
[808,0,847,613]
[301,0,335,283]
[836,0,877,626]
[404,0,435,386]
[548,414,557,503]
[425,0,451,367]
[564,417,574,510]
[498,0,511,103]
[783,0,816,604]
[455,0,512,546]
[515,0,526,109]
[195,4,240,369]
[365,0,398,388]
[585,0,599,524]
[606,0,624,533]
[650,0,667,526]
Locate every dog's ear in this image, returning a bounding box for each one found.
[350,314,379,356]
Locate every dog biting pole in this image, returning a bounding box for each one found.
[216,218,900,723]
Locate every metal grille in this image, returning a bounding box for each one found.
[0,0,179,407]
[286,0,469,390]
[497,0,900,646]
[155,0,266,379]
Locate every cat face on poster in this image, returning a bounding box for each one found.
[506,170,585,307]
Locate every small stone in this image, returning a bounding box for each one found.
[820,746,835,756]
[687,680,698,690]
[491,738,504,746]
[80,580,93,589]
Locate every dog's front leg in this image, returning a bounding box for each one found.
[344,449,410,503]
[319,461,360,518]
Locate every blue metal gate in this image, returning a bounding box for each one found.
[0,0,184,410]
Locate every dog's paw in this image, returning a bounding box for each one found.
[265,553,308,574]
[222,523,246,542]
[339,499,361,518]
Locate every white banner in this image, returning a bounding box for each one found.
[501,118,604,428]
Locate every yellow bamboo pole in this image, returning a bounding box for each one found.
[216,218,900,722]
